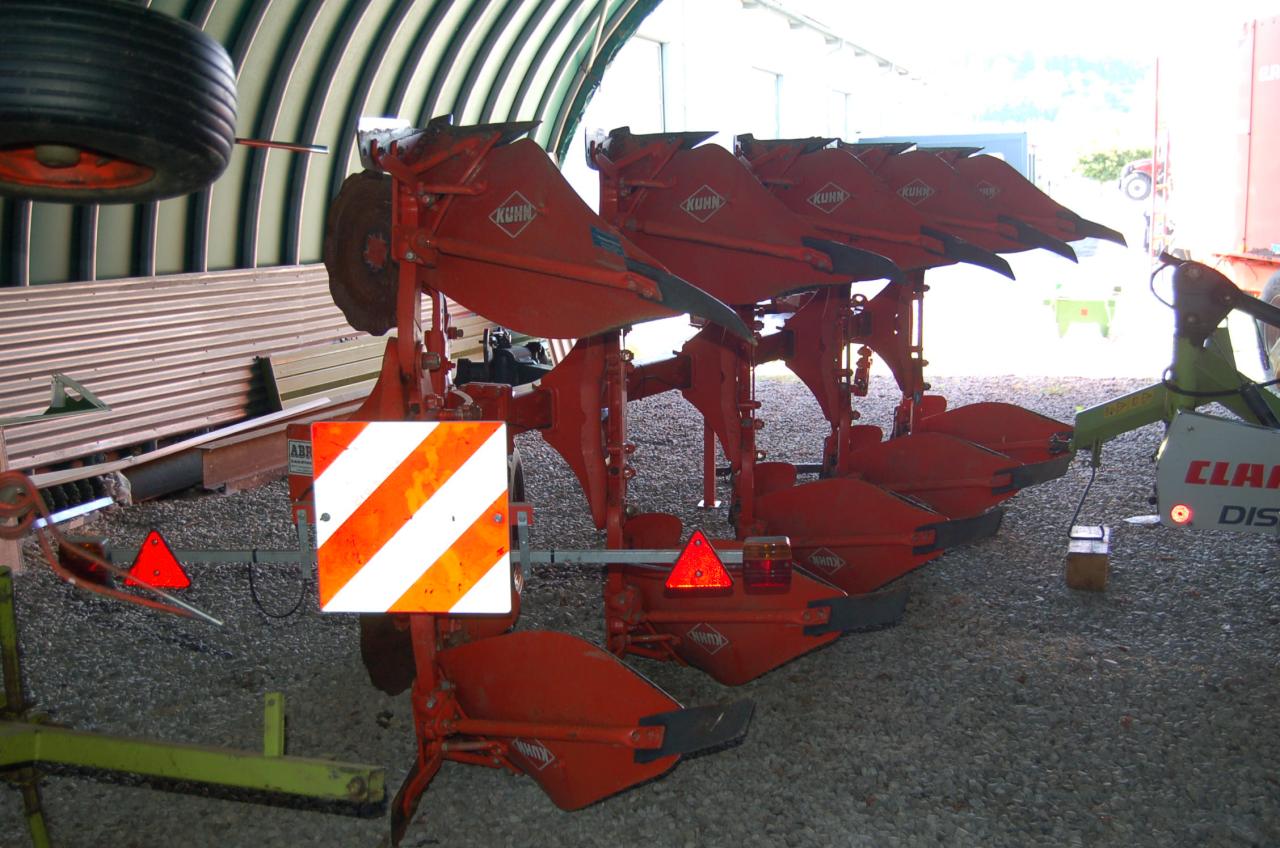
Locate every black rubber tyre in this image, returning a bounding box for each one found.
[509,447,527,504]
[0,0,237,204]
[324,171,398,336]
[1257,271,1280,382]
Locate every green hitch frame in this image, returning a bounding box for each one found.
[1071,329,1280,464]
[0,566,386,848]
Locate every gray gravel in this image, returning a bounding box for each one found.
[2,374,1277,848]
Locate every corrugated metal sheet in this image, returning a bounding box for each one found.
[0,0,662,286]
[0,266,490,470]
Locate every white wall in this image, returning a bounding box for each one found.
[560,0,929,207]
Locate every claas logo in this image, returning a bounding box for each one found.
[1183,460,1280,489]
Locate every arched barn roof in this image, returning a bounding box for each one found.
[0,0,661,286]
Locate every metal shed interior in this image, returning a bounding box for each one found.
[0,0,661,287]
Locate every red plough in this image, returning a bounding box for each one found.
[750,141,1117,485]
[846,142,1080,261]
[590,128,1003,595]
[950,151,1127,247]
[316,119,766,840]
[735,136,1049,520]
[840,143,1122,470]
[534,331,907,685]
[309,119,926,837]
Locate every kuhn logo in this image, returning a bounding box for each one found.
[808,547,846,574]
[681,185,725,222]
[489,191,538,238]
[512,738,556,770]
[807,182,850,214]
[976,180,1000,200]
[898,179,935,205]
[1184,460,1280,489]
[686,622,729,655]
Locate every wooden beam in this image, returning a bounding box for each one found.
[0,429,25,573]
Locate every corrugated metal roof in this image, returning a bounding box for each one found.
[0,0,661,286]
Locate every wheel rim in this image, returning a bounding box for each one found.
[1124,177,1149,200]
[0,144,154,192]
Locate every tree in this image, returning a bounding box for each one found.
[1076,148,1152,182]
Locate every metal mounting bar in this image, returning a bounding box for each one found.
[0,722,384,803]
[110,518,314,567]
[524,549,748,566]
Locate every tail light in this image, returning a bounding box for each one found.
[57,535,113,587]
[665,529,733,593]
[741,535,792,592]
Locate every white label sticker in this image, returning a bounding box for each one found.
[287,439,313,476]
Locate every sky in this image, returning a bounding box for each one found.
[785,1,1280,174]
[799,1,1280,69]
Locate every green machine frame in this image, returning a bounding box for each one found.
[1071,257,1280,460]
[0,562,385,847]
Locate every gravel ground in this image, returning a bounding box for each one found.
[2,373,1277,848]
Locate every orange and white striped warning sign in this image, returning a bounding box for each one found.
[311,420,511,614]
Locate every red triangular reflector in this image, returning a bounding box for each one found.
[126,529,190,589]
[665,529,732,590]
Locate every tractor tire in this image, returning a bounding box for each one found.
[1122,173,1152,202]
[509,447,527,504]
[1258,271,1280,382]
[0,0,237,204]
[324,171,398,336]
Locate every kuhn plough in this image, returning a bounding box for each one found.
[3,112,1132,843]
[585,129,1125,593]
[302,117,941,841]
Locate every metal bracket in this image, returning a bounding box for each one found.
[515,505,533,577]
[634,699,754,764]
[0,374,110,427]
[110,516,316,568]
[912,508,1003,555]
[804,587,909,636]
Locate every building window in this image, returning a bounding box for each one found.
[746,67,781,137]
[827,90,852,140]
[592,36,666,133]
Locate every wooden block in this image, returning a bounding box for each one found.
[1065,524,1110,591]
[0,429,25,573]
[264,337,388,410]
